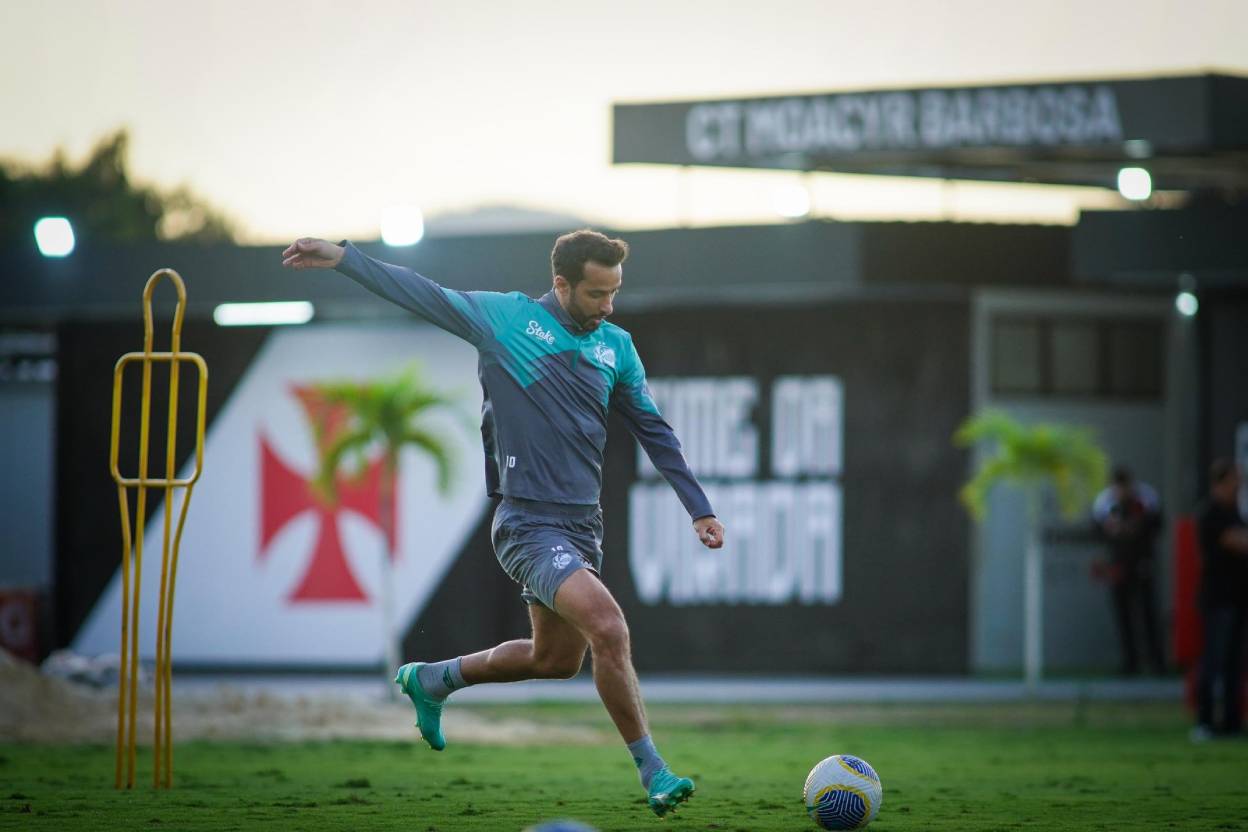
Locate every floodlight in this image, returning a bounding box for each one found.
[35,217,75,257]
[381,204,425,246]
[1117,167,1152,201]
[771,184,810,219]
[213,301,314,326]
[1175,292,1198,317]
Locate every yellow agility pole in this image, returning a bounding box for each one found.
[109,269,208,789]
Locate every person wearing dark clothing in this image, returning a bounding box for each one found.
[1092,466,1166,675]
[1193,459,1248,741]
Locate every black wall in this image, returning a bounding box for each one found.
[55,298,973,673]
[408,297,972,673]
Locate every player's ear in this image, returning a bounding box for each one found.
[553,275,570,295]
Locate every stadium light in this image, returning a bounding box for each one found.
[34,217,75,257]
[1175,291,1198,317]
[381,204,424,246]
[771,183,810,219]
[213,301,314,326]
[1117,167,1152,201]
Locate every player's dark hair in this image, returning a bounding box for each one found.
[1209,457,1236,485]
[1112,466,1133,486]
[551,229,629,287]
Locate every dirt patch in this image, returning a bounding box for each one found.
[0,650,604,745]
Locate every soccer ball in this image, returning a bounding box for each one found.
[802,754,883,829]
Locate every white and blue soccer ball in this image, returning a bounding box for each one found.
[802,754,883,829]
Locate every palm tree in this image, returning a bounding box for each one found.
[954,410,1108,689]
[309,364,461,694]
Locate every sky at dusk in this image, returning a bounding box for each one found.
[3,0,1247,243]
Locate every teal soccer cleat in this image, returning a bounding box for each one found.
[394,662,446,751]
[647,767,695,817]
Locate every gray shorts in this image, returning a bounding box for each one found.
[491,497,604,609]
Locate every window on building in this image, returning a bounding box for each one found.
[991,319,1042,394]
[1050,321,1099,395]
[989,314,1163,400]
[1107,322,1163,398]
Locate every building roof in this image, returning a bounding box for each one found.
[0,220,1075,324]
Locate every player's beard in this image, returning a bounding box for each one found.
[570,304,604,331]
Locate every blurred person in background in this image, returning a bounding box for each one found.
[1092,466,1166,676]
[281,232,723,816]
[1192,459,1248,742]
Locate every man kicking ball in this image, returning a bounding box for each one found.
[282,230,724,817]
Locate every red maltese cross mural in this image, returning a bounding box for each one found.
[259,385,397,602]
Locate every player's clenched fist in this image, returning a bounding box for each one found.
[694,516,725,549]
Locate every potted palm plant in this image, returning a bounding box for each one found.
[954,410,1108,689]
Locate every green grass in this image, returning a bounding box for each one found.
[3,702,1247,831]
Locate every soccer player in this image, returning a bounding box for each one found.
[281,231,724,816]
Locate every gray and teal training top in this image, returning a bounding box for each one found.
[335,243,714,520]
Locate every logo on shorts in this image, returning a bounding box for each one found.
[551,545,574,570]
[526,320,556,345]
[592,343,616,368]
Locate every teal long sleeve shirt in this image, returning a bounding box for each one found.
[334,243,714,520]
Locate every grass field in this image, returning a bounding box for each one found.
[3,701,1246,831]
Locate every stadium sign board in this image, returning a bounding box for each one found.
[613,75,1248,186]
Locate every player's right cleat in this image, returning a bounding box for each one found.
[646,767,695,817]
[394,662,446,751]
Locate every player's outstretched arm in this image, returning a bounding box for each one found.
[281,236,497,346]
[281,238,344,270]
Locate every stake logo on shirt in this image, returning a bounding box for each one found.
[526,320,556,345]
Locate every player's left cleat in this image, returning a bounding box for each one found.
[394,662,446,751]
[647,767,695,817]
